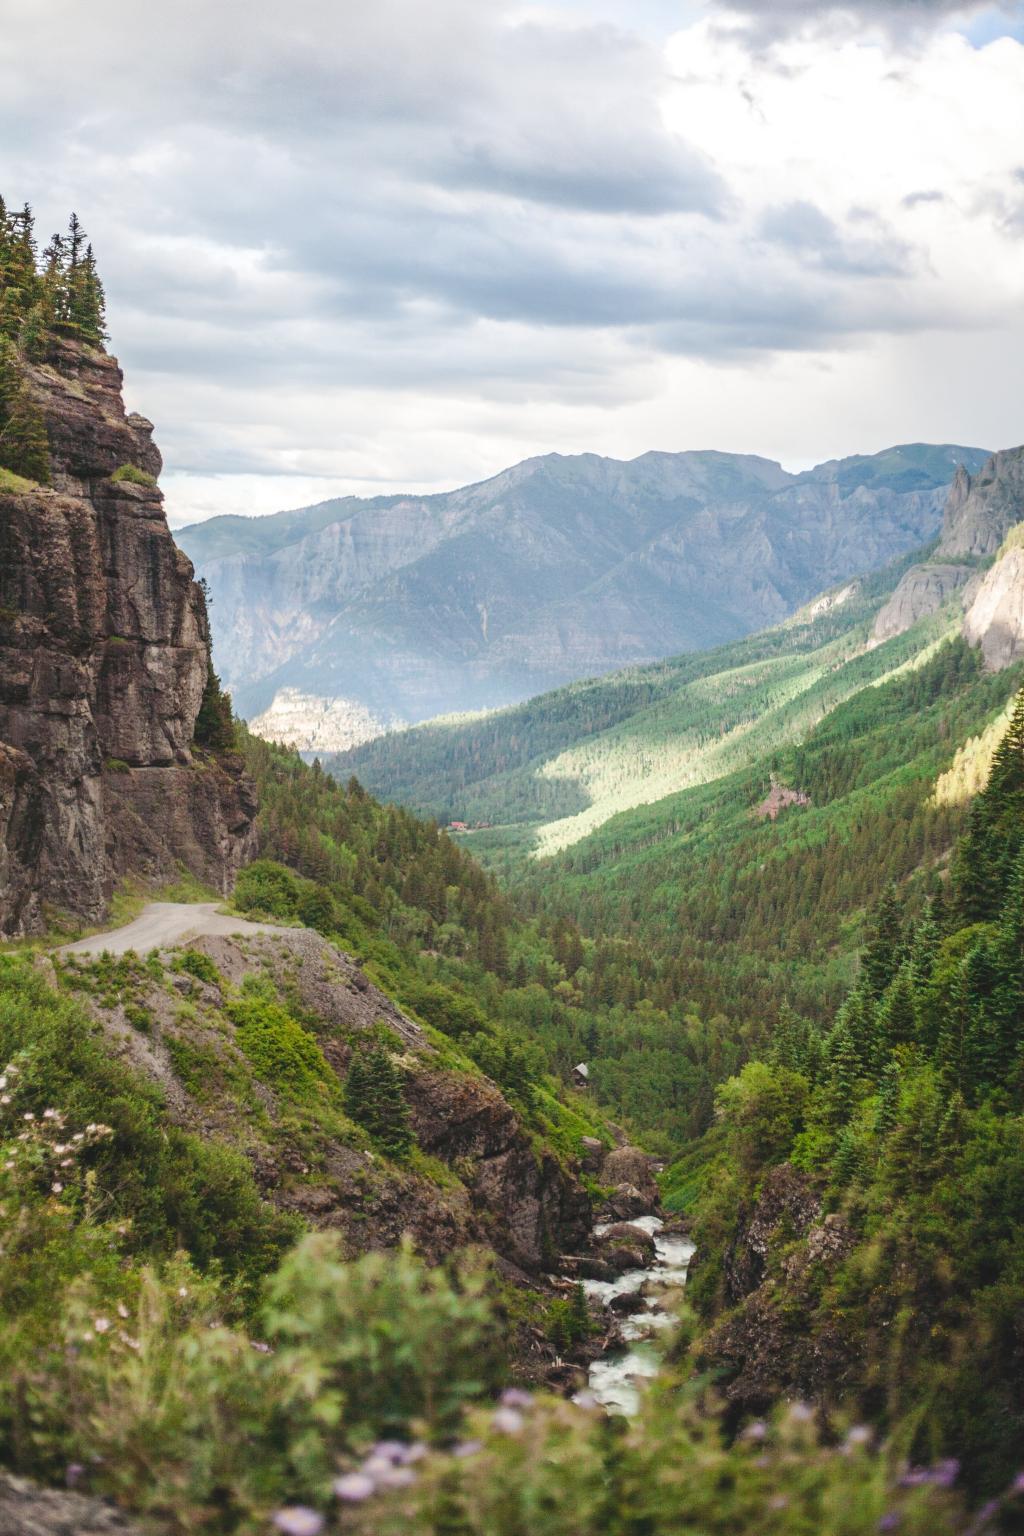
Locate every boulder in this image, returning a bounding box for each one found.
[600,1183,651,1222]
[600,1146,659,1206]
[599,1222,658,1263]
[609,1291,648,1317]
[0,1472,143,1534]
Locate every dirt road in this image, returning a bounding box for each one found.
[59,902,280,957]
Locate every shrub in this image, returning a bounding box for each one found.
[234,859,303,920]
[174,948,221,986]
[228,982,335,1098]
[110,462,157,486]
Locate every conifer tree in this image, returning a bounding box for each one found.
[569,1281,592,1342]
[875,1058,901,1134]
[861,884,904,998]
[2,384,49,482]
[876,965,917,1051]
[347,1045,413,1160]
[825,1014,863,1126]
[0,336,48,482]
[344,1052,371,1125]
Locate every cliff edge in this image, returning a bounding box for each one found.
[0,334,256,934]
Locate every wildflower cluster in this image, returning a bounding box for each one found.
[0,1060,112,1199]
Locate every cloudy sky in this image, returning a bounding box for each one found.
[2,0,1022,526]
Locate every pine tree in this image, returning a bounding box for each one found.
[348,1046,414,1160]
[569,1281,592,1342]
[194,665,236,752]
[0,337,48,483]
[2,384,49,482]
[876,965,917,1051]
[861,884,904,998]
[344,1052,371,1125]
[954,689,1024,921]
[875,1058,901,1134]
[825,1015,863,1126]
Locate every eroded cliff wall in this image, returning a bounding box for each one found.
[0,336,256,934]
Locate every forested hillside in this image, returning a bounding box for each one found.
[676,689,1024,1502]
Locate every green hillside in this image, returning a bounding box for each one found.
[334,551,1023,1151]
[331,553,937,852]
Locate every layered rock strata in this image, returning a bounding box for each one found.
[0,337,256,934]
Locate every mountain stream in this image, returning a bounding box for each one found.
[578,1216,695,1415]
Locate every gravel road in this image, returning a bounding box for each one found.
[59,902,279,957]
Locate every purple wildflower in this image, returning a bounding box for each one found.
[500,1388,533,1409]
[377,1466,418,1490]
[451,1439,483,1458]
[877,1515,901,1533]
[272,1508,324,1536]
[65,1464,85,1489]
[362,1453,398,1478]
[742,1420,767,1442]
[333,1473,376,1503]
[964,1498,1002,1536]
[929,1458,960,1489]
[371,1440,413,1464]
[492,1407,524,1434]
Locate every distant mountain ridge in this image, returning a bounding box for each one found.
[179,441,990,743]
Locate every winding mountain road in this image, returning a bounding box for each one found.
[59,902,280,958]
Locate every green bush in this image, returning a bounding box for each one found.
[234,859,303,920]
[174,947,222,986]
[228,981,335,1098]
[110,462,157,486]
[0,957,296,1286]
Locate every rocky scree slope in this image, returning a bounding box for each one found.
[0,335,256,935]
[179,442,988,740]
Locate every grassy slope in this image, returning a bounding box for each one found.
[332,554,931,845]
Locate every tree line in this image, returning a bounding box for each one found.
[0,198,107,483]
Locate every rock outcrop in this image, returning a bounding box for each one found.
[939,449,1024,558]
[871,445,1024,645]
[0,337,256,935]
[963,542,1024,671]
[871,561,976,643]
[0,1472,143,1536]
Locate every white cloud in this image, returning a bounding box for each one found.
[1,0,1021,520]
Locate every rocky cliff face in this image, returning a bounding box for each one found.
[939,449,1024,558]
[871,445,1024,645]
[870,561,976,643]
[0,337,256,935]
[963,541,1024,671]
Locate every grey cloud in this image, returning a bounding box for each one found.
[707,0,1007,42]
[903,189,948,208]
[758,201,911,277]
[0,0,988,490]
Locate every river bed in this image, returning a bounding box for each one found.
[579,1216,695,1415]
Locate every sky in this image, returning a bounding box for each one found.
[1,0,1022,526]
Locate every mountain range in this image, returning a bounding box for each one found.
[178,441,990,748]
[335,442,1024,863]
